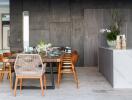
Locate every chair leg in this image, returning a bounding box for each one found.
[72,69,79,88]
[14,77,18,96]
[40,77,44,96]
[0,72,4,87]
[9,71,12,91]
[8,66,11,79]
[0,73,2,80]
[0,72,4,81]
[2,66,5,80]
[71,65,79,88]
[0,73,2,84]
[43,74,47,90]
[7,74,8,79]
[57,64,61,88]
[20,78,22,94]
[1,73,4,80]
[59,73,62,84]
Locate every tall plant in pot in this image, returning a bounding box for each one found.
[106,26,120,47]
[106,9,122,47]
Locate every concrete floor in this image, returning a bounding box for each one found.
[1,67,132,100]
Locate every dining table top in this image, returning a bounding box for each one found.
[42,56,61,62]
[4,55,61,63]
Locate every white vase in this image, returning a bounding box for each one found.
[107,40,116,48]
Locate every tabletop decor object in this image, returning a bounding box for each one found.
[65,46,72,53]
[116,34,126,49]
[116,35,122,49]
[121,35,126,49]
[47,47,62,57]
[37,40,52,57]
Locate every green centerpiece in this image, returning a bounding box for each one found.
[37,40,46,58]
[37,40,52,58]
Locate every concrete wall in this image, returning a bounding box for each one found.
[10,0,132,66]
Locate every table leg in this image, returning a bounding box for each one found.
[12,72,16,89]
[49,62,55,89]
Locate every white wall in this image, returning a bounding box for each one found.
[3,25,10,49]
[0,5,9,49]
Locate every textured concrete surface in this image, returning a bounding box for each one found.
[0,67,132,100]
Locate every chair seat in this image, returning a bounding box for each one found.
[16,71,42,77]
[15,67,43,76]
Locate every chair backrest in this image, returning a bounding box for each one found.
[72,50,79,65]
[0,49,11,59]
[14,54,46,75]
[60,54,73,68]
[0,54,3,62]
[3,52,12,57]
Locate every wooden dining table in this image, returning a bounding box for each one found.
[8,55,61,89]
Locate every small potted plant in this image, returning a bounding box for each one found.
[106,25,120,47]
[37,40,52,57]
[37,40,46,58]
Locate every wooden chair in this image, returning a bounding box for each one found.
[0,54,12,91]
[3,52,12,79]
[57,51,79,88]
[14,54,47,96]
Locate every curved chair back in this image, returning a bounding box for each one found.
[72,50,79,65]
[14,54,46,76]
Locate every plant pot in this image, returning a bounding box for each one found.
[39,51,47,58]
[107,40,116,48]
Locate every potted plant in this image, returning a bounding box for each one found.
[37,40,52,57]
[37,40,46,58]
[106,9,122,47]
[106,25,120,47]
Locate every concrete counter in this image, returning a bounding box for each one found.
[99,47,132,88]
